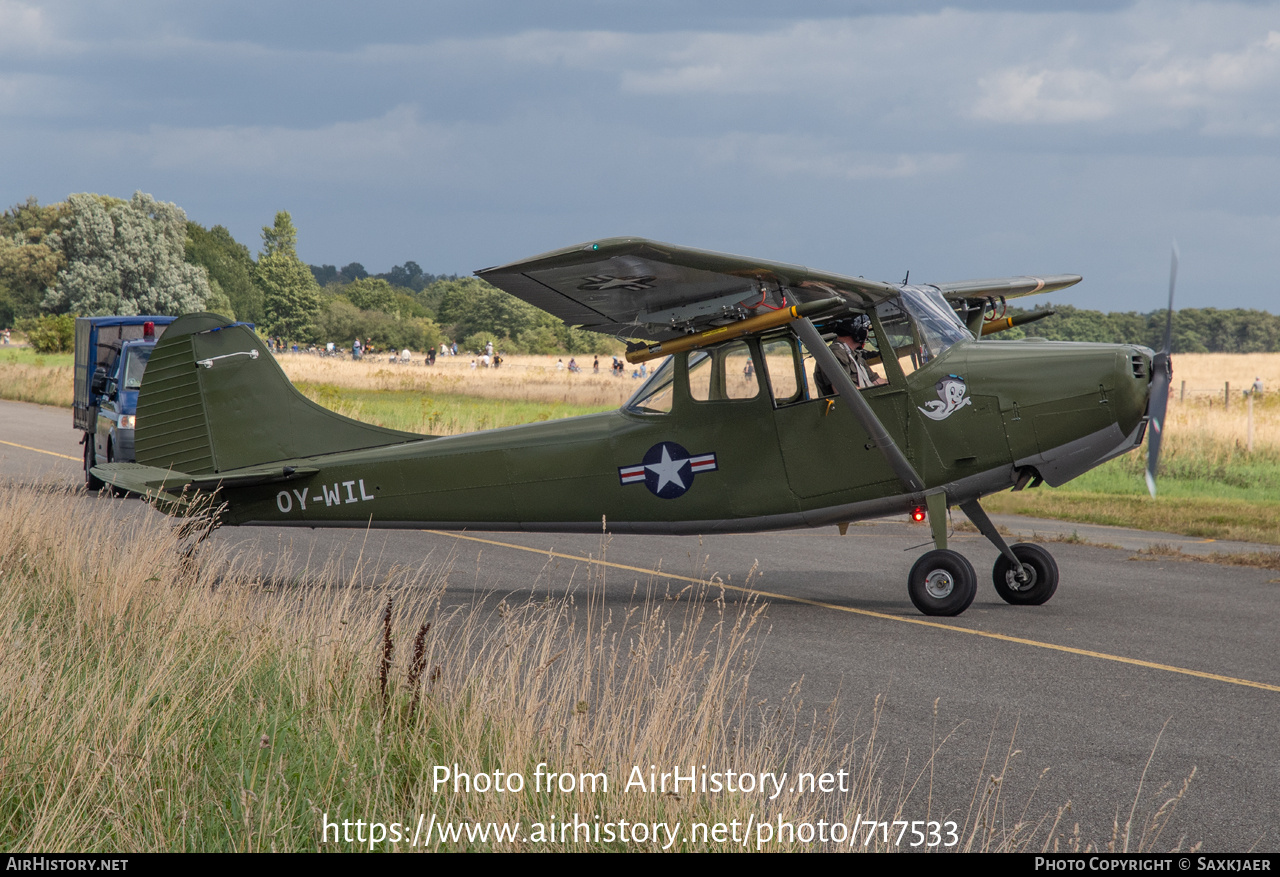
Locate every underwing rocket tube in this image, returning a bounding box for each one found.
[625,298,842,364]
[792,317,925,494]
[979,309,1056,336]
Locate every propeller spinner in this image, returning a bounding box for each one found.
[1145,245,1177,497]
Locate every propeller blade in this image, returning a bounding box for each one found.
[1163,245,1177,356]
[1145,245,1177,497]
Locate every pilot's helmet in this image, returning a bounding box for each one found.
[830,316,870,344]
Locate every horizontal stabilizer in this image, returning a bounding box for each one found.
[91,462,192,506]
[93,461,322,508]
[184,464,319,491]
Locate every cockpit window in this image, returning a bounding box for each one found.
[875,288,971,375]
[688,341,759,402]
[900,286,971,357]
[761,335,803,404]
[623,356,675,414]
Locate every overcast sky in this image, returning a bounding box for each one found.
[3,1,1278,311]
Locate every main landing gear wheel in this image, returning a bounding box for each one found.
[992,543,1059,606]
[908,549,977,617]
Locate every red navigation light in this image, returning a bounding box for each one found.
[911,506,926,523]
[143,321,155,338]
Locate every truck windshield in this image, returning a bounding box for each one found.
[122,347,153,390]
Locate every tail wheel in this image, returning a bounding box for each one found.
[84,438,104,491]
[992,543,1059,605]
[908,549,977,616]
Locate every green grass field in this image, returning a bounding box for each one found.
[293,382,616,435]
[986,427,1280,545]
[1,347,74,368]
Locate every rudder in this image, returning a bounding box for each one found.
[135,313,421,475]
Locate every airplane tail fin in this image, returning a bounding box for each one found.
[135,313,420,476]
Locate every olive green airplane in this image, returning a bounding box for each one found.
[92,238,1175,617]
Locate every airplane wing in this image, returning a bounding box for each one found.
[476,237,898,341]
[477,237,1080,341]
[932,275,1082,300]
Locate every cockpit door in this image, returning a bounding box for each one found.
[764,332,905,502]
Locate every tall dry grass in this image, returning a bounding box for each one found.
[1168,353,1280,400]
[0,484,1194,851]
[0,483,857,850]
[1164,356,1280,452]
[1094,354,1280,495]
[0,360,73,408]
[278,353,638,409]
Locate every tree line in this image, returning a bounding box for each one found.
[1002,303,1280,353]
[4,193,1276,356]
[0,193,612,355]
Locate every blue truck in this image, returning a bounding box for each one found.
[74,315,177,489]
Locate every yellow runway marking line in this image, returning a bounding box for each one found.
[429,529,1280,694]
[0,439,79,462]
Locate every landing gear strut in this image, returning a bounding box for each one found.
[905,490,977,616]
[992,543,1059,605]
[959,498,1059,606]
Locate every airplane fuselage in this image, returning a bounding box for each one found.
[214,336,1152,534]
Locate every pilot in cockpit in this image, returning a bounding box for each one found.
[813,316,888,394]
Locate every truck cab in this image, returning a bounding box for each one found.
[75,316,177,489]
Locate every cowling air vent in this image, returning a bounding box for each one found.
[1131,354,1147,380]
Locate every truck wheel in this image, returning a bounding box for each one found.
[84,438,104,491]
[104,440,125,496]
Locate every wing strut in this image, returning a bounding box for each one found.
[792,317,925,494]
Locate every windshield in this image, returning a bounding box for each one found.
[623,356,675,413]
[876,287,971,374]
[900,286,971,358]
[122,346,153,390]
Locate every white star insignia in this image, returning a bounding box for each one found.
[645,446,689,492]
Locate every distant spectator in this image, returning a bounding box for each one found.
[1252,376,1264,396]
